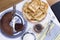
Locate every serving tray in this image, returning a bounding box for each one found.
[0,0,60,40]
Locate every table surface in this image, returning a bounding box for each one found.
[0,0,60,40]
[0,0,22,12]
[47,0,60,6]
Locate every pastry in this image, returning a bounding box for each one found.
[23,0,48,22]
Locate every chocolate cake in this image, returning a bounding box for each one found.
[1,11,13,36]
[15,23,24,32]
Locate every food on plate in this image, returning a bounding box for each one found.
[34,24,44,33]
[23,0,48,22]
[15,23,24,32]
[1,11,13,36]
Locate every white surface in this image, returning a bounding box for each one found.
[0,0,60,40]
[23,34,35,40]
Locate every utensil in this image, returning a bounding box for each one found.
[46,20,53,35]
[12,4,16,17]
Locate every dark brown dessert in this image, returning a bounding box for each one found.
[1,11,13,36]
[34,24,44,33]
[15,23,24,32]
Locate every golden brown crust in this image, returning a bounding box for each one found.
[22,0,48,22]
